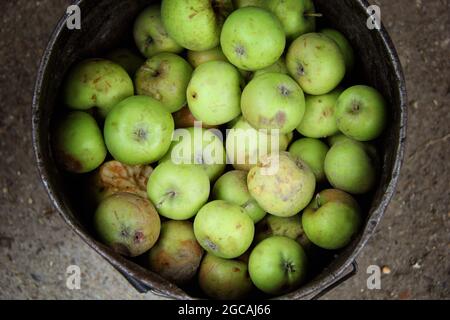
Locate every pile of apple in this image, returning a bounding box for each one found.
[53,0,387,299]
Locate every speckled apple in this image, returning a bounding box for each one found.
[247,152,316,217]
[212,170,266,223]
[148,221,203,285]
[93,192,161,257]
[53,111,106,173]
[199,254,253,300]
[241,72,305,134]
[62,59,134,117]
[194,200,255,259]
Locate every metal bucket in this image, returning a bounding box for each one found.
[32,0,407,299]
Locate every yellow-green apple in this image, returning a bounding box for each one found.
[226,116,293,171]
[320,28,355,72]
[53,111,106,173]
[248,236,308,295]
[297,88,343,138]
[327,133,351,147]
[161,0,233,51]
[255,214,311,250]
[148,221,203,284]
[135,53,193,113]
[212,170,266,223]
[232,0,265,8]
[159,126,226,181]
[194,200,255,259]
[147,161,210,220]
[104,96,174,165]
[289,138,329,182]
[324,139,377,194]
[335,85,387,141]
[187,61,242,125]
[247,152,316,217]
[252,57,288,78]
[133,5,183,58]
[93,192,161,257]
[267,0,317,40]
[199,254,253,300]
[220,7,286,71]
[302,189,361,249]
[62,59,134,117]
[187,46,228,68]
[286,33,345,95]
[241,72,305,134]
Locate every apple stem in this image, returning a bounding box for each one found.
[304,12,323,18]
[315,194,322,208]
[156,190,176,208]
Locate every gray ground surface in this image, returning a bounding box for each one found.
[0,0,448,300]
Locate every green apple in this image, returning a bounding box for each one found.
[252,57,288,78]
[297,88,343,138]
[53,111,106,173]
[267,0,317,40]
[327,133,350,147]
[187,61,242,125]
[172,106,218,129]
[62,59,134,117]
[199,254,253,300]
[194,200,255,259]
[226,116,293,171]
[248,152,316,217]
[93,192,161,257]
[324,139,377,194]
[232,0,265,8]
[286,33,346,95]
[135,53,193,113]
[106,48,145,77]
[320,28,355,72]
[186,46,252,81]
[248,236,308,295]
[220,7,286,71]
[88,161,153,205]
[335,85,387,141]
[289,138,329,182]
[161,0,233,51]
[255,214,311,250]
[147,161,210,220]
[302,189,361,250]
[241,72,305,134]
[187,46,228,68]
[104,95,174,165]
[159,127,226,181]
[212,170,266,223]
[133,5,183,58]
[148,221,203,285]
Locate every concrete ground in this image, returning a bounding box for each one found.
[0,0,448,300]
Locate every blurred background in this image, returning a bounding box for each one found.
[0,0,448,299]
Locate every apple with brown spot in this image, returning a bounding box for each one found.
[148,221,203,285]
[93,193,161,257]
[199,253,253,300]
